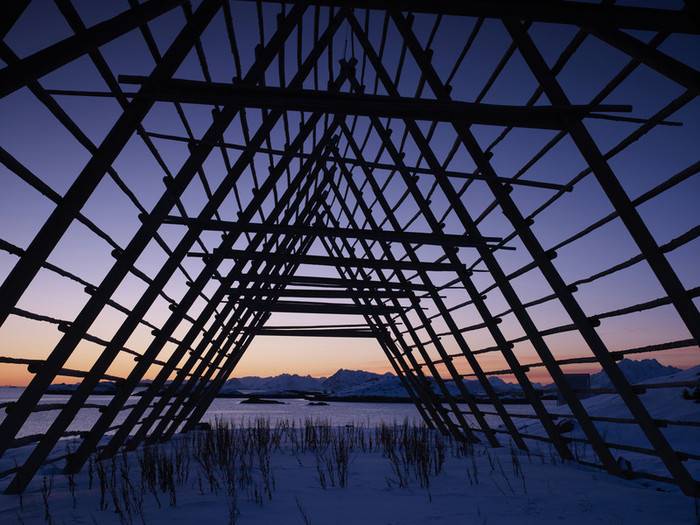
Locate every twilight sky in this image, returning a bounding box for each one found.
[0,0,698,386]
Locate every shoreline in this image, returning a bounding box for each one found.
[28,388,539,404]
[4,386,546,404]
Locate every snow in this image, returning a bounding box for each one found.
[332,374,410,398]
[323,369,394,393]
[590,358,681,389]
[0,421,696,524]
[1,362,697,523]
[513,365,700,480]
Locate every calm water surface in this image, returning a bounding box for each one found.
[0,387,425,438]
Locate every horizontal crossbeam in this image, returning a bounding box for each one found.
[226,288,416,298]
[163,216,507,247]
[232,0,699,34]
[247,328,377,337]
[218,274,436,291]
[259,322,395,329]
[190,249,461,272]
[119,76,630,130]
[140,131,570,191]
[235,300,408,315]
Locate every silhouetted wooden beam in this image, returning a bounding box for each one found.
[247,328,377,337]
[0,0,186,97]
[135,131,570,191]
[218,274,435,291]
[239,300,406,315]
[164,216,507,247]
[232,0,699,34]
[1,1,29,40]
[119,76,630,130]
[226,288,415,298]
[190,249,460,272]
[587,26,700,92]
[0,357,125,383]
[257,322,396,329]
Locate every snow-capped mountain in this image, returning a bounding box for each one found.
[590,358,680,389]
[222,373,325,393]
[46,381,118,394]
[320,371,527,398]
[330,374,407,397]
[322,369,394,393]
[40,359,682,399]
[218,359,680,398]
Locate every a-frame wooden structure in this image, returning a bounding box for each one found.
[0,0,698,496]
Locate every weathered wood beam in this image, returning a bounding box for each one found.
[190,249,461,272]
[164,216,507,247]
[138,131,570,191]
[238,300,407,315]
[247,328,377,337]
[218,274,435,291]
[119,75,630,130]
[226,288,416,298]
[232,0,699,34]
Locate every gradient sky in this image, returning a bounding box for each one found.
[1,0,698,387]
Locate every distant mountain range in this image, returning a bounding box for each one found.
[44,358,684,399]
[217,359,679,397]
[223,373,326,392]
[218,369,396,395]
[219,358,682,398]
[589,358,679,389]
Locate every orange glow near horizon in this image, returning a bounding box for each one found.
[0,285,697,388]
[1,334,697,387]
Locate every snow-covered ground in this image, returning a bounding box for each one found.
[512,365,700,480]
[0,420,698,525]
[1,362,697,523]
